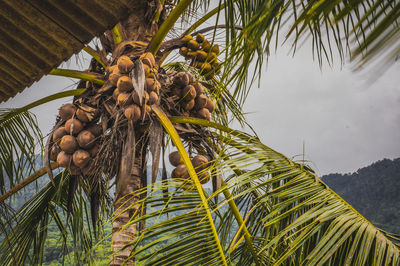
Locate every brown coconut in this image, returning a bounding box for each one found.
[52,127,67,143]
[183,99,195,111]
[117,93,133,106]
[181,35,193,43]
[179,47,188,56]
[86,124,102,137]
[145,78,161,93]
[113,88,121,101]
[169,151,183,166]
[187,40,200,50]
[117,76,134,92]
[193,82,204,95]
[57,151,71,168]
[171,164,189,179]
[211,44,220,54]
[72,149,90,168]
[198,62,212,73]
[65,118,84,135]
[187,72,195,83]
[49,144,61,161]
[201,39,211,52]
[75,108,92,123]
[199,172,211,184]
[182,85,196,101]
[109,70,122,86]
[77,130,96,149]
[124,105,141,122]
[60,135,78,154]
[148,91,159,105]
[205,98,215,113]
[88,144,99,158]
[59,103,76,121]
[143,64,151,77]
[107,65,118,73]
[194,95,208,109]
[140,52,156,68]
[196,50,208,61]
[196,33,205,43]
[197,108,211,121]
[117,56,134,74]
[192,155,209,171]
[174,72,190,87]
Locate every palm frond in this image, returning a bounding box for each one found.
[0,109,42,195]
[168,117,399,265]
[0,169,110,265]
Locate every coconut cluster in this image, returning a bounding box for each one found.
[50,103,102,175]
[109,52,159,122]
[169,151,211,184]
[179,33,221,79]
[170,71,215,120]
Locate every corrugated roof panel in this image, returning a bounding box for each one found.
[0,0,137,102]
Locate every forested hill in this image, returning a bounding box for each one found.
[322,158,400,234]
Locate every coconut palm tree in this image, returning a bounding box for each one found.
[0,0,399,265]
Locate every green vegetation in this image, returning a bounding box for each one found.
[323,158,400,235]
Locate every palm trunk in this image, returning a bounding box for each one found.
[108,2,159,264]
[111,157,143,265]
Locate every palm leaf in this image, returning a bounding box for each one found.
[0,109,42,195]
[169,117,400,265]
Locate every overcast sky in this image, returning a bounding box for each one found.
[1,43,399,176]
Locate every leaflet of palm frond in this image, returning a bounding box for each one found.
[0,170,105,264]
[167,117,400,264]
[0,109,42,195]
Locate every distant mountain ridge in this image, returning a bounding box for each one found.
[322,158,400,234]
